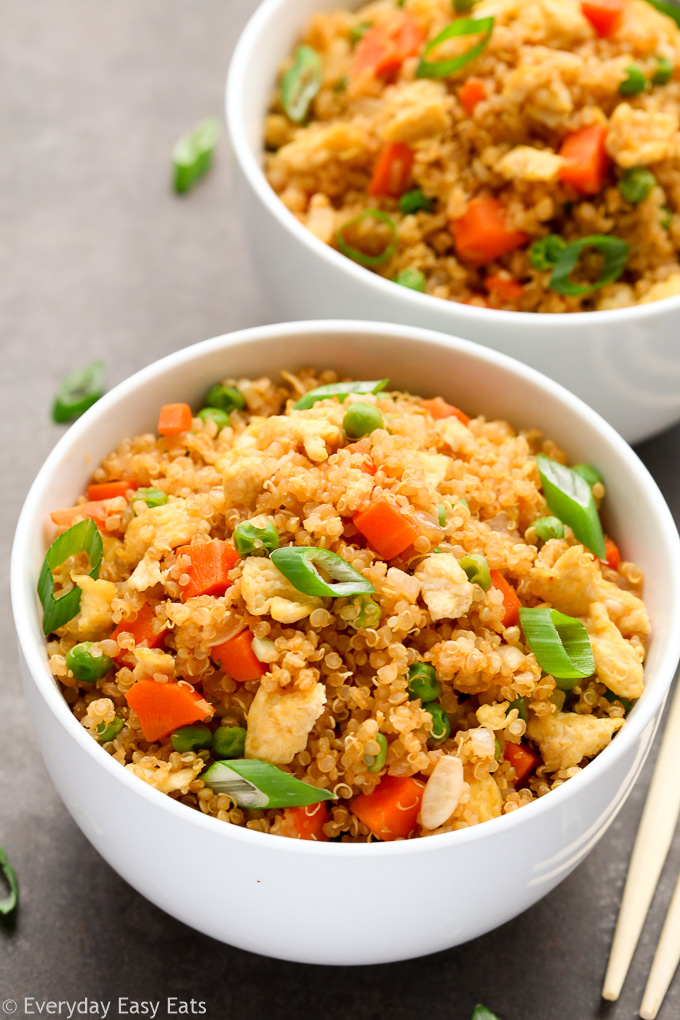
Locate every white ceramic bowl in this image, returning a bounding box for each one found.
[226,0,680,445]
[12,321,680,965]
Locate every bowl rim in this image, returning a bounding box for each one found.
[226,0,680,327]
[12,319,680,858]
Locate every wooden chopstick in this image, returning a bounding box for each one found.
[640,870,680,1019]
[602,679,680,1004]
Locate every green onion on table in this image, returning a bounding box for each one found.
[173,116,221,194]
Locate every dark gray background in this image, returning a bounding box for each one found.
[2,2,680,1017]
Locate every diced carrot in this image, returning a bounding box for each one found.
[87,480,140,502]
[353,497,420,559]
[484,274,524,303]
[559,124,609,196]
[581,0,623,37]
[177,540,240,601]
[125,679,213,743]
[158,403,193,436]
[504,741,539,784]
[350,774,425,841]
[51,501,111,529]
[489,569,522,628]
[211,629,266,683]
[460,77,486,116]
[351,14,425,79]
[111,603,167,663]
[369,142,414,198]
[602,537,621,571]
[420,397,470,426]
[282,803,330,841]
[451,198,529,265]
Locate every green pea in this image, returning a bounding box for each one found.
[453,0,476,11]
[532,516,565,542]
[509,696,529,724]
[204,384,245,415]
[350,22,371,43]
[572,463,604,487]
[96,716,124,743]
[529,234,566,271]
[661,206,673,230]
[134,487,168,511]
[171,723,213,753]
[394,268,426,292]
[333,77,348,94]
[619,168,656,205]
[197,407,231,432]
[213,726,247,759]
[459,554,491,592]
[366,733,389,773]
[424,702,451,744]
[407,662,442,703]
[353,594,382,629]
[437,504,447,527]
[343,402,384,439]
[399,189,435,215]
[233,519,280,557]
[494,738,502,760]
[619,65,647,96]
[66,642,114,683]
[653,56,673,85]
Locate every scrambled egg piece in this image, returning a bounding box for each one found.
[274,122,369,173]
[497,145,565,182]
[527,711,624,771]
[502,64,574,128]
[458,773,502,825]
[416,452,451,493]
[245,682,326,764]
[72,575,116,639]
[132,647,176,682]
[414,554,474,621]
[241,558,323,623]
[127,552,167,593]
[585,603,644,699]
[124,502,209,563]
[257,409,343,463]
[639,274,680,304]
[606,104,679,168]
[436,417,474,455]
[381,81,451,144]
[126,759,202,795]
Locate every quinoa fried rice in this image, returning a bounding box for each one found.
[44,371,649,842]
[264,0,680,312]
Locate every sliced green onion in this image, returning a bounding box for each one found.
[519,607,594,689]
[201,759,335,808]
[38,519,104,635]
[416,17,494,80]
[508,696,529,724]
[437,504,447,527]
[532,516,565,542]
[335,210,398,267]
[352,594,382,629]
[271,546,375,597]
[653,55,674,84]
[294,378,388,411]
[572,463,604,488]
[471,1007,501,1020]
[619,64,647,96]
[233,519,280,557]
[619,168,656,205]
[641,0,680,25]
[536,454,606,559]
[604,689,634,715]
[173,117,221,194]
[424,702,451,743]
[96,716,125,743]
[0,847,18,916]
[394,268,426,292]
[549,235,629,297]
[459,554,491,591]
[252,635,276,662]
[281,45,323,123]
[529,234,566,271]
[133,487,168,510]
[52,360,106,424]
[350,22,372,43]
[205,383,245,414]
[365,732,389,772]
[399,189,435,215]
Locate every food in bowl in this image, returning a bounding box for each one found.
[264,0,680,312]
[39,370,649,842]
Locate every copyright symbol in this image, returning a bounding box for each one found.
[2,1001,17,1015]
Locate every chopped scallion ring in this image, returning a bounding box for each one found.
[416,17,494,80]
[280,45,323,123]
[549,235,629,297]
[201,759,335,809]
[519,607,594,688]
[529,234,566,271]
[52,360,106,424]
[399,189,435,215]
[0,846,18,916]
[173,117,221,194]
[293,379,388,411]
[38,519,104,635]
[536,454,606,559]
[352,594,382,629]
[335,210,398,267]
[271,546,376,597]
[459,554,491,591]
[532,516,565,542]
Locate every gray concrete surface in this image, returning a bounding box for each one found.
[2,2,680,1017]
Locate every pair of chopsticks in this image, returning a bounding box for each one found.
[602,678,680,1018]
